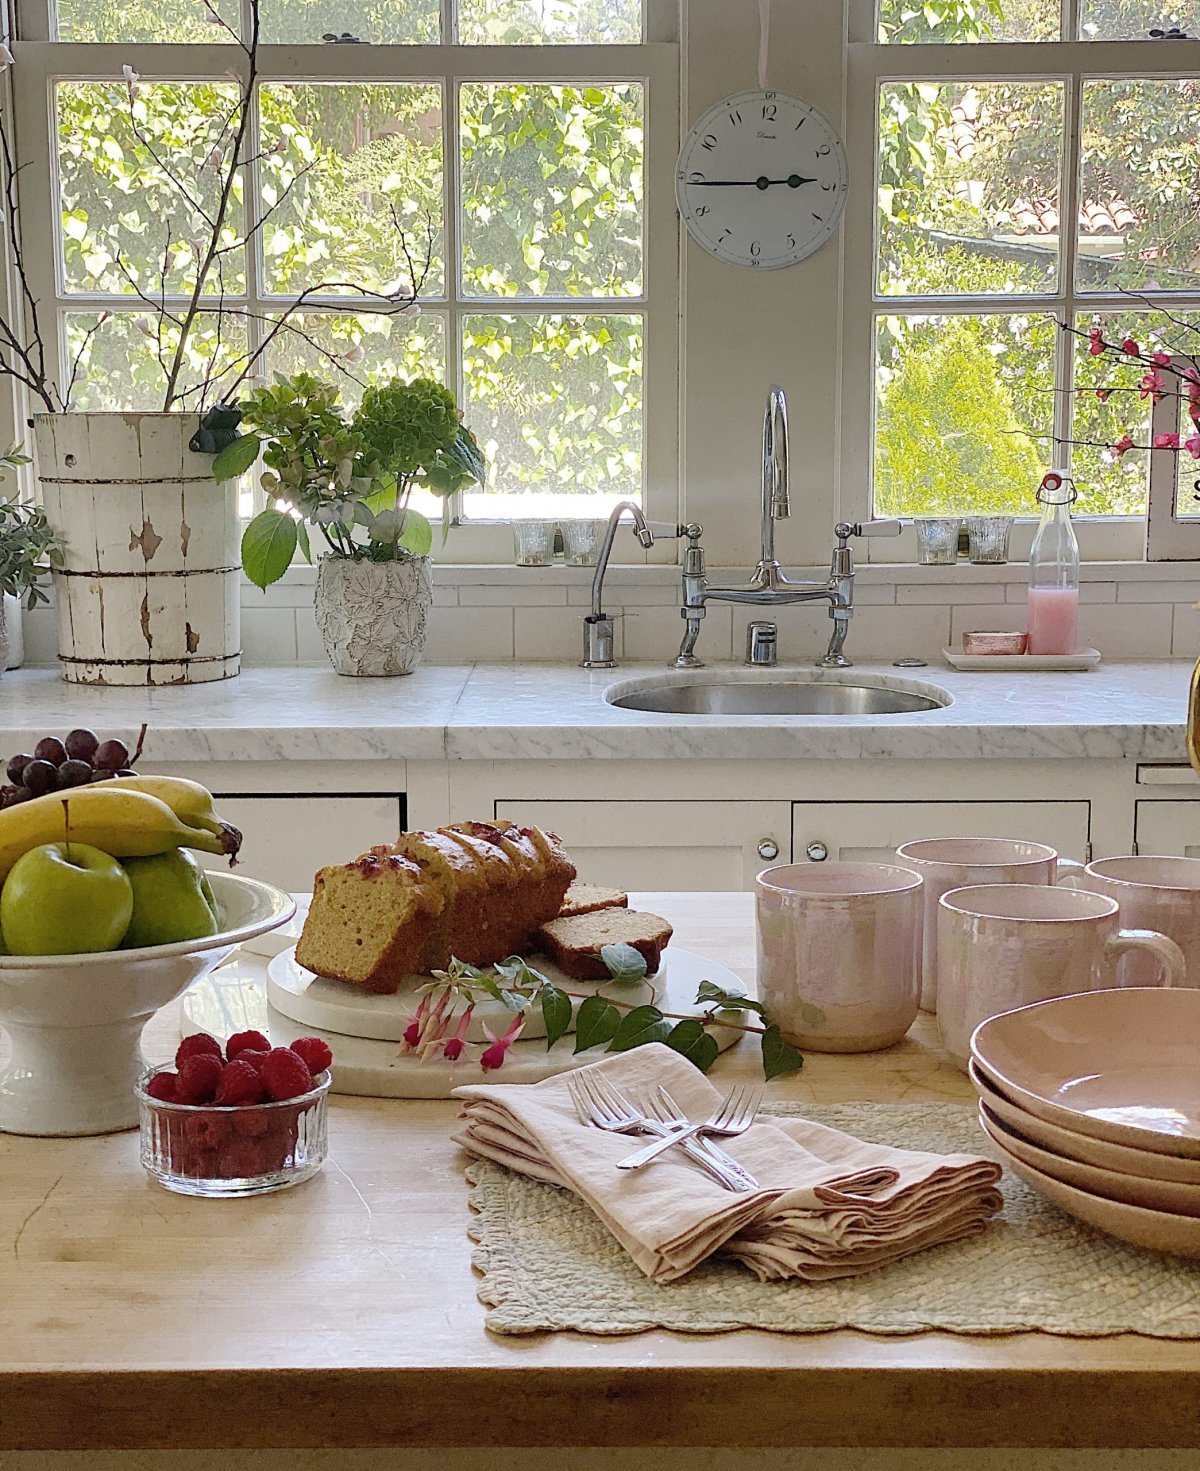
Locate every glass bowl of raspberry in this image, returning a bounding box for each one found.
[135,1030,332,1197]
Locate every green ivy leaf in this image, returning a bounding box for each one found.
[607,1004,671,1054]
[664,1018,719,1073]
[573,994,621,1053]
[601,943,648,983]
[240,509,297,591]
[540,982,572,1052]
[211,432,260,483]
[761,1024,805,1082]
[695,979,766,1016]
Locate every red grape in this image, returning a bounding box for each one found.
[22,760,58,797]
[56,759,93,789]
[5,755,31,785]
[64,728,99,763]
[93,739,129,771]
[33,737,67,766]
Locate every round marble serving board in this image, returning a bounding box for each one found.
[180,947,748,1099]
[266,945,656,1043]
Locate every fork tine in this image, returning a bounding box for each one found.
[565,1073,592,1125]
[638,1089,668,1124]
[655,1085,687,1123]
[592,1071,638,1122]
[576,1070,616,1125]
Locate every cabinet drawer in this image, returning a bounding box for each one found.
[199,795,403,893]
[1135,801,1200,858]
[791,800,1091,866]
[493,800,791,891]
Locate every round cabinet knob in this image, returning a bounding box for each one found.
[805,841,829,862]
[757,838,780,861]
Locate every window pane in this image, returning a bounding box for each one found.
[58,83,245,296]
[64,312,248,412]
[264,312,446,410]
[878,82,1063,297]
[261,0,439,42]
[259,84,444,299]
[1080,0,1194,39]
[877,0,1057,42]
[55,0,237,42]
[873,312,1056,517]
[460,84,642,298]
[458,0,641,42]
[1077,80,1200,293]
[461,314,642,518]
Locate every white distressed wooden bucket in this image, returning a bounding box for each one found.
[34,413,241,685]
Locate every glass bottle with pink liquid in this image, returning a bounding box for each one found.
[1026,472,1079,655]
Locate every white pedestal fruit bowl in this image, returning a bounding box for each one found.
[0,872,294,1137]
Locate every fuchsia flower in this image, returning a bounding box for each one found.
[1154,432,1181,450]
[480,1012,526,1071]
[442,1005,475,1062]
[1087,327,1106,356]
[400,986,454,1054]
[1111,435,1136,457]
[1122,337,1141,357]
[1139,370,1167,402]
[1095,387,1111,402]
[1153,349,1174,367]
[1186,434,1200,459]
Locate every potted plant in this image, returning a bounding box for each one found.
[214,372,483,676]
[0,447,63,675]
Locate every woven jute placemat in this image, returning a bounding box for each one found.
[466,1101,1200,1337]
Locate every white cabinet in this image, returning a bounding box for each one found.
[493,799,792,891]
[1135,801,1200,857]
[198,795,402,892]
[791,800,1092,866]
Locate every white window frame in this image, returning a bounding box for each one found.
[842,0,1200,562]
[9,0,681,565]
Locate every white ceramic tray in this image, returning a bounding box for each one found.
[182,945,749,1098]
[943,647,1101,672]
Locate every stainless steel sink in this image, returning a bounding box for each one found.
[607,680,948,716]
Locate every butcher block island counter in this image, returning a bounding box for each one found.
[4,892,1200,1454]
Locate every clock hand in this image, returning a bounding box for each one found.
[691,174,819,189]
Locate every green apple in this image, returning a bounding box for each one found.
[0,842,134,955]
[121,847,221,949]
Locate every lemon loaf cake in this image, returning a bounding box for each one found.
[559,883,629,919]
[296,822,576,992]
[535,909,673,981]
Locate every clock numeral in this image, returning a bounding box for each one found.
[750,240,762,258]
[762,102,777,121]
[795,117,806,130]
[687,170,705,184]
[786,233,796,250]
[718,229,732,242]
[821,180,837,192]
[816,144,831,157]
[695,204,710,216]
[701,133,718,151]
[812,212,824,224]
[749,258,761,268]
[728,109,742,126]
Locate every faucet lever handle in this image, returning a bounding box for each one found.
[837,519,903,540]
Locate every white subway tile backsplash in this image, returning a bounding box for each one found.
[850,605,952,660]
[460,584,568,607]
[1172,604,1200,656]
[22,605,57,666]
[623,603,733,662]
[424,606,514,662]
[1079,603,1173,658]
[898,583,1001,605]
[514,605,600,661]
[1118,579,1200,604]
[240,607,298,665]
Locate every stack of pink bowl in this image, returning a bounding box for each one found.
[969,988,1200,1258]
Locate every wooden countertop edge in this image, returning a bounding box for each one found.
[4,1365,1200,1450]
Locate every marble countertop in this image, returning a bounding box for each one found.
[0,659,1192,762]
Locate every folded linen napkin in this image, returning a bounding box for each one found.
[453,1044,1002,1284]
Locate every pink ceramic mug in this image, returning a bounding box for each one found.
[896,838,1071,1014]
[1058,855,1200,987]
[755,862,922,1053]
[936,883,1185,1070]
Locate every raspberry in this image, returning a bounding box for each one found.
[226,1029,270,1060]
[260,1047,313,1102]
[215,1059,265,1106]
[183,1112,231,1150]
[217,1139,268,1179]
[144,1069,179,1102]
[231,1105,271,1139]
[289,1036,333,1074]
[232,1049,270,1074]
[175,1053,223,1104]
[175,1033,223,1069]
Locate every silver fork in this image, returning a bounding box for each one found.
[566,1070,752,1192]
[618,1083,762,1172]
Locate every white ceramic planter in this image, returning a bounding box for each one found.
[313,554,433,676]
[0,872,294,1137]
[33,412,241,685]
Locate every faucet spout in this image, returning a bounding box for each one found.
[761,385,789,569]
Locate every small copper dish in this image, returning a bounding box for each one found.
[961,630,1028,656]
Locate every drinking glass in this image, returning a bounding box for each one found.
[559,519,606,566]
[965,515,1014,565]
[512,520,558,566]
[914,517,962,565]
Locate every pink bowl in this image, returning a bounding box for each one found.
[961,630,1028,655]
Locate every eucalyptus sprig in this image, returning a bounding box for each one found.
[0,447,64,608]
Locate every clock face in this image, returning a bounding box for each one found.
[675,89,848,270]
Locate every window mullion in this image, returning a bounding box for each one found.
[1056,69,1083,464]
[446,73,464,523]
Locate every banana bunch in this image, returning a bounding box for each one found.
[0,777,243,883]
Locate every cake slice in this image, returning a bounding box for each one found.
[559,883,629,919]
[295,852,444,994]
[535,909,673,981]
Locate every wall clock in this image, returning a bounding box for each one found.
[675,88,848,270]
